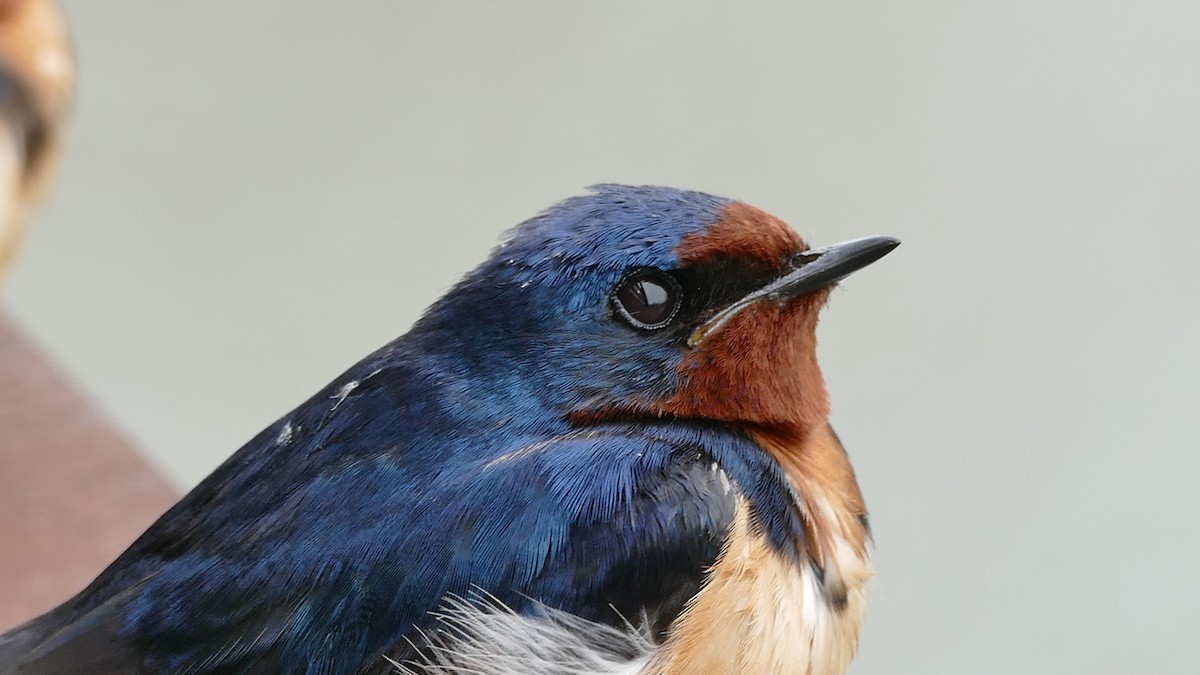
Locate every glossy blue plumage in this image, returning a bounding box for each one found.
[0,186,813,674]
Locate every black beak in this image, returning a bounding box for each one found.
[770,235,901,301]
[688,235,900,347]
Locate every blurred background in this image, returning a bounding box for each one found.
[4,1,1199,673]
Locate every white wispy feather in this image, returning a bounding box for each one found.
[390,593,654,675]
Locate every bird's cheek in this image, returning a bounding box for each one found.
[650,297,830,426]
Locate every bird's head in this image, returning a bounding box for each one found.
[414,185,897,434]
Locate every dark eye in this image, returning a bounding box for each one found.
[611,269,682,330]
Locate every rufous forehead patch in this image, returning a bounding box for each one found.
[676,201,805,268]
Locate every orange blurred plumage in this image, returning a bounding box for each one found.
[0,0,72,281]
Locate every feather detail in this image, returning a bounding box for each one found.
[393,594,653,675]
[645,497,869,675]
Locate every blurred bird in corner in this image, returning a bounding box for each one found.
[0,0,72,282]
[0,185,898,674]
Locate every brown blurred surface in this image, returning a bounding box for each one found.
[0,310,176,632]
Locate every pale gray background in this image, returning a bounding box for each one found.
[6,1,1199,673]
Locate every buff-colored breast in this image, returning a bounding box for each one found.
[645,425,872,675]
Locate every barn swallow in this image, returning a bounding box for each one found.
[0,185,898,674]
[0,0,73,281]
